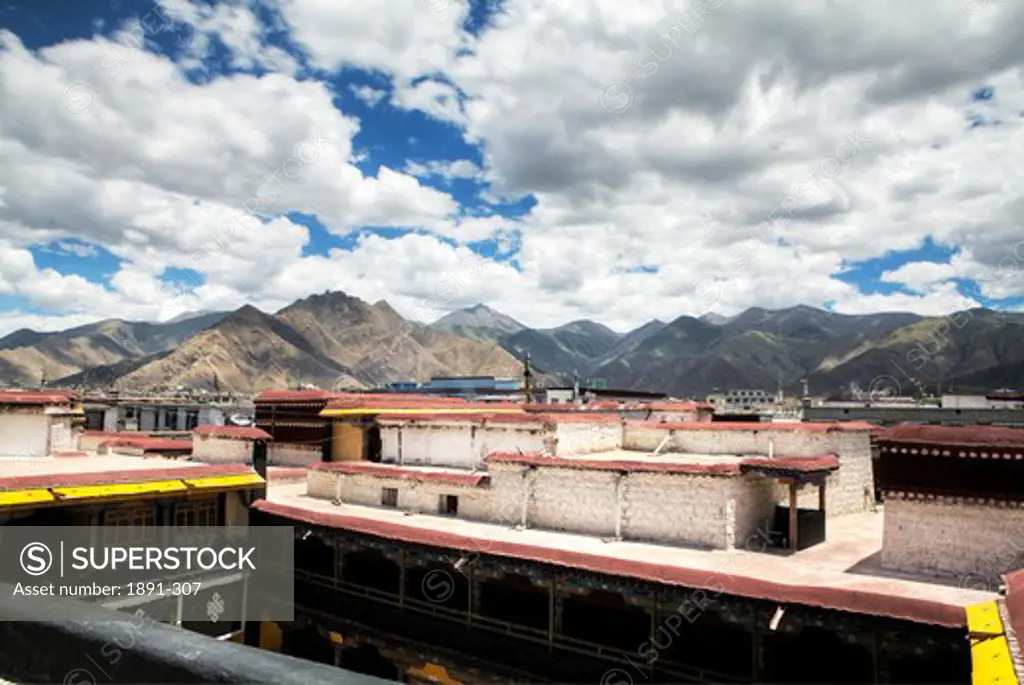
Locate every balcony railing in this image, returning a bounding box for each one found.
[0,581,390,684]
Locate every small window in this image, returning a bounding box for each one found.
[381,487,398,508]
[439,495,458,516]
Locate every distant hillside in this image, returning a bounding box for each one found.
[48,293,523,392]
[0,312,227,386]
[20,299,1024,397]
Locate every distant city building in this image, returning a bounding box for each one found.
[806,392,1024,427]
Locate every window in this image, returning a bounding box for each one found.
[174,498,219,527]
[439,495,458,516]
[104,505,157,545]
[381,487,398,508]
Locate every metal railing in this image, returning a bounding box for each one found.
[0,581,390,684]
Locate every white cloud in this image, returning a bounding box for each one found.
[4,0,1024,335]
[350,84,387,107]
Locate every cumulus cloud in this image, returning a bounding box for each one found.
[2,0,1024,334]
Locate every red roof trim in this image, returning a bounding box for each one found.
[877,424,1024,449]
[739,455,840,474]
[100,438,192,451]
[312,462,489,487]
[252,499,966,628]
[1004,569,1024,654]
[487,451,740,475]
[321,394,470,410]
[268,467,308,481]
[194,425,272,440]
[378,412,621,425]
[628,421,875,432]
[0,390,76,405]
[254,390,344,403]
[0,462,251,490]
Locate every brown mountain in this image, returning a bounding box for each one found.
[0,312,227,386]
[47,292,523,392]
[589,306,1024,397]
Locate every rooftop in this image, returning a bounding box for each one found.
[259,483,991,628]
[0,390,77,406]
[877,424,1024,448]
[194,424,272,440]
[486,450,839,477]
[0,454,246,490]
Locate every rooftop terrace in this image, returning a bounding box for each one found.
[259,481,993,629]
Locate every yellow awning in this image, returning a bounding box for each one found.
[0,489,55,507]
[0,472,265,511]
[321,407,524,417]
[967,601,1017,685]
[183,473,266,490]
[53,480,188,500]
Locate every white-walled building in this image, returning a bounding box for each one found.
[877,424,1024,580]
[192,425,271,463]
[0,390,81,458]
[309,397,875,552]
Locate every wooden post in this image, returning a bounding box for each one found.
[819,482,827,512]
[788,481,798,551]
[548,575,556,650]
[398,549,407,609]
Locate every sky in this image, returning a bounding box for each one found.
[0,0,1022,337]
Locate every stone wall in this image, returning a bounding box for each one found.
[552,422,622,455]
[269,443,321,467]
[881,497,1024,578]
[487,462,775,549]
[193,436,251,463]
[308,469,492,521]
[622,424,874,516]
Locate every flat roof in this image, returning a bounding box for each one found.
[0,390,76,405]
[0,455,248,490]
[259,485,991,628]
[487,450,839,477]
[878,424,1024,448]
[312,462,489,487]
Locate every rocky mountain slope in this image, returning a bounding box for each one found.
[0,312,227,386]
[44,292,522,392]
[6,297,1023,397]
[589,306,1024,397]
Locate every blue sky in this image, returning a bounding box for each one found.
[0,0,1022,334]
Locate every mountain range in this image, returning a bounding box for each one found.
[2,294,1022,397]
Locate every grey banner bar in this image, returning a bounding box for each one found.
[0,526,294,622]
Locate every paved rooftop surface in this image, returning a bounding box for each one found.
[264,481,993,627]
[0,453,203,479]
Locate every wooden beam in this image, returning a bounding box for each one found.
[788,482,798,551]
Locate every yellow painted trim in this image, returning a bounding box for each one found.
[53,480,188,500]
[967,601,1018,685]
[183,473,265,489]
[0,489,56,506]
[320,407,524,417]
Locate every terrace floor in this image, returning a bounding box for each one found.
[265,480,994,627]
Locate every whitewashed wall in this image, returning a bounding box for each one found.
[269,443,321,467]
[622,424,874,516]
[308,469,491,520]
[882,498,1024,577]
[193,436,252,463]
[0,413,51,458]
[552,422,622,455]
[380,422,547,470]
[487,461,775,550]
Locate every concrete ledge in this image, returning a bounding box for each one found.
[0,582,389,684]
